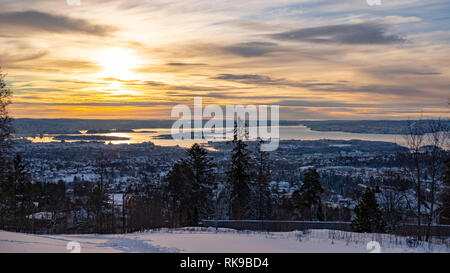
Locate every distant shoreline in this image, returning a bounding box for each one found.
[11,118,450,135]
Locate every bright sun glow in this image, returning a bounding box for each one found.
[96,48,139,80]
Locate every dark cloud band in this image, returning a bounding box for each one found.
[269,23,405,45]
[0,10,116,36]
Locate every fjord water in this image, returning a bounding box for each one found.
[27,125,407,148]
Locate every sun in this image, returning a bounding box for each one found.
[96,48,138,80]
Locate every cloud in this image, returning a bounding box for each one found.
[364,65,441,77]
[0,10,116,36]
[214,74,272,82]
[213,73,335,88]
[0,50,47,63]
[144,81,225,91]
[269,23,405,44]
[5,59,101,73]
[222,20,283,32]
[166,62,205,66]
[222,41,280,57]
[213,73,428,96]
[100,79,229,92]
[0,41,48,66]
[310,84,426,97]
[276,100,372,108]
[383,16,422,24]
[13,101,178,107]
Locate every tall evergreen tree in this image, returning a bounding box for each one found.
[166,160,193,226]
[184,143,215,224]
[255,139,272,220]
[11,154,33,231]
[0,70,13,159]
[228,122,252,220]
[3,154,28,231]
[89,181,110,233]
[90,155,111,233]
[0,70,13,213]
[166,143,215,226]
[351,188,386,233]
[292,168,324,220]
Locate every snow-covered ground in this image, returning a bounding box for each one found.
[0,228,448,253]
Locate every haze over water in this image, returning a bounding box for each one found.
[27,125,407,148]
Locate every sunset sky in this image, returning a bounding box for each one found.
[1,0,449,120]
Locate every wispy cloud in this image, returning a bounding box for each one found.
[1,50,47,63]
[213,73,430,97]
[0,10,117,36]
[223,42,281,57]
[269,23,405,44]
[166,62,206,66]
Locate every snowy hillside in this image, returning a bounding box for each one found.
[0,228,448,253]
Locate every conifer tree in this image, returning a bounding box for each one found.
[0,71,12,147]
[351,188,386,233]
[166,160,192,226]
[228,121,252,220]
[89,156,111,233]
[0,70,13,193]
[89,181,110,233]
[12,154,33,230]
[255,139,272,220]
[185,143,215,224]
[166,143,215,226]
[292,168,324,220]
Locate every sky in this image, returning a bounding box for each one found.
[0,0,449,120]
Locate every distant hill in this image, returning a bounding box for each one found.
[11,118,449,135]
[299,120,450,135]
[12,119,300,135]
[13,119,176,134]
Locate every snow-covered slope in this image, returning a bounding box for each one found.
[0,228,448,253]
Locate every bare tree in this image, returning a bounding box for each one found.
[423,118,448,241]
[379,170,413,231]
[404,120,425,240]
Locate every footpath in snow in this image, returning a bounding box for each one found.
[0,227,448,253]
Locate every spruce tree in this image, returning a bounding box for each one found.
[0,70,12,154]
[166,143,215,226]
[228,121,252,220]
[90,154,111,233]
[255,139,272,220]
[11,154,33,231]
[166,160,192,226]
[351,188,386,233]
[89,181,110,233]
[0,70,13,206]
[292,168,324,220]
[185,143,215,225]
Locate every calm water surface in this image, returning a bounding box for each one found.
[25,126,408,148]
